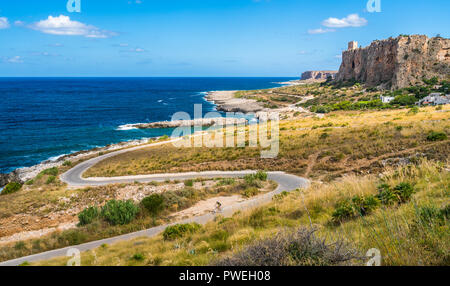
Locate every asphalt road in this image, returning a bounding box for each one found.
[0,139,309,266]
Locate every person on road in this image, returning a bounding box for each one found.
[215,201,222,212]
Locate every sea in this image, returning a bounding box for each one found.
[0,77,295,173]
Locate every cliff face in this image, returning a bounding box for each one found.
[336,35,450,89]
[301,70,337,81]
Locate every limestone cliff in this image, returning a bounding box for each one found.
[301,70,337,81]
[336,35,450,89]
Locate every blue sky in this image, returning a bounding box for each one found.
[0,0,448,77]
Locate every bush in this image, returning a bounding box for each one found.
[243,171,267,187]
[407,106,419,115]
[184,179,194,187]
[426,131,447,142]
[213,228,362,266]
[332,200,354,222]
[392,95,417,106]
[77,206,100,226]
[162,223,202,240]
[131,253,145,261]
[41,167,58,176]
[254,171,268,181]
[141,194,164,216]
[352,195,380,216]
[1,182,22,195]
[63,160,72,167]
[393,182,414,203]
[242,187,259,198]
[45,175,56,184]
[377,184,398,205]
[216,178,236,186]
[100,200,140,226]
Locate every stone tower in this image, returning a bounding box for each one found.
[348,41,358,50]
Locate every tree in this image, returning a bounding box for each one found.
[141,194,165,217]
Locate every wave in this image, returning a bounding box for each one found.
[47,153,69,162]
[116,124,139,131]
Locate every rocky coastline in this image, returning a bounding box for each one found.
[120,117,247,129]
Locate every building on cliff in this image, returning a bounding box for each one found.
[348,41,358,50]
[335,35,450,90]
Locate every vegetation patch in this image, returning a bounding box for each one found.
[1,182,22,195]
[163,223,202,240]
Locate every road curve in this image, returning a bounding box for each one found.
[0,139,309,266]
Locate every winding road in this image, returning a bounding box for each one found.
[0,138,309,266]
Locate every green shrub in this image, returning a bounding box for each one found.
[332,200,354,222]
[141,194,164,216]
[254,171,268,181]
[41,167,58,176]
[45,175,56,184]
[242,187,259,198]
[1,182,22,195]
[392,95,417,106]
[77,206,100,226]
[63,160,72,167]
[426,131,447,142]
[57,229,88,245]
[14,241,26,250]
[393,182,414,203]
[100,200,140,226]
[352,195,380,216]
[162,223,202,240]
[377,184,398,205]
[184,179,194,187]
[407,106,419,115]
[131,253,145,261]
[216,178,236,186]
[243,171,267,187]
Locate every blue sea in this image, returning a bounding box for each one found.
[0,77,295,173]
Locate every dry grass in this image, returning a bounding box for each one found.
[0,178,276,262]
[85,106,450,181]
[34,160,449,266]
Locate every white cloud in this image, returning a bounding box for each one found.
[0,17,10,29]
[308,28,335,34]
[322,14,368,28]
[6,56,24,63]
[134,48,145,52]
[30,15,116,38]
[14,20,25,27]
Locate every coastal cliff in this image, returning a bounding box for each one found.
[336,35,450,89]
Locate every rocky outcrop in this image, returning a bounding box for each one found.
[301,71,337,81]
[336,35,450,89]
[206,91,265,113]
[125,117,247,129]
[0,172,22,187]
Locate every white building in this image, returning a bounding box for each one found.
[417,93,450,106]
[380,95,395,104]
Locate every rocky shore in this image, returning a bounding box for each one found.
[205,90,265,113]
[120,117,247,129]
